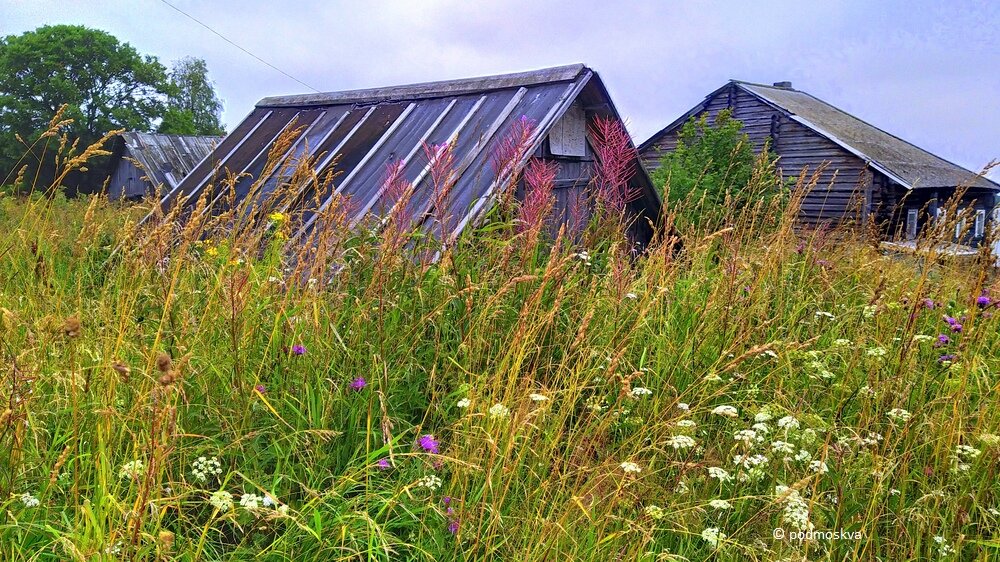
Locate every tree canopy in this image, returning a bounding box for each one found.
[0,25,172,184]
[159,56,226,136]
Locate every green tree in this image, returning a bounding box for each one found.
[158,56,226,136]
[0,24,169,184]
[651,109,779,229]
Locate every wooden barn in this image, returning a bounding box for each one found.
[640,81,999,245]
[107,132,222,200]
[154,64,663,248]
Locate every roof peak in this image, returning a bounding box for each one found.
[258,63,590,108]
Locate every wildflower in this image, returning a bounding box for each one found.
[278,504,290,515]
[889,488,901,497]
[644,505,666,519]
[674,480,690,494]
[377,458,391,471]
[815,311,835,319]
[708,467,733,482]
[677,402,690,411]
[255,384,266,394]
[887,408,912,423]
[938,354,956,364]
[734,454,769,468]
[456,397,471,408]
[934,536,956,557]
[754,408,774,422]
[733,429,757,444]
[777,416,800,431]
[863,305,877,318]
[775,485,813,531]
[20,492,40,508]
[809,460,829,474]
[488,403,510,419]
[350,377,367,391]
[760,350,778,359]
[418,434,441,454]
[118,460,145,480]
[935,334,951,347]
[291,345,306,355]
[913,334,934,343]
[751,422,770,435]
[711,405,739,418]
[585,396,606,412]
[866,346,887,357]
[708,499,732,510]
[209,490,234,511]
[625,292,638,300]
[240,493,262,510]
[700,527,726,548]
[794,449,811,462]
[976,295,991,307]
[262,495,276,508]
[923,298,936,309]
[944,315,962,332]
[416,475,443,490]
[447,518,460,534]
[771,440,796,454]
[191,456,223,483]
[630,387,653,397]
[667,435,697,449]
[676,419,696,428]
[529,393,549,402]
[269,211,286,223]
[620,461,642,474]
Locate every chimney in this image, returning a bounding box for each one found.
[772,81,793,89]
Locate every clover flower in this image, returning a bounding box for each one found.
[209,490,234,511]
[377,458,391,471]
[418,434,440,454]
[20,492,40,508]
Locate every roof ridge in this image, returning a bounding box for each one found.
[257,63,589,108]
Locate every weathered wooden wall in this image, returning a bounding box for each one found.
[107,151,150,200]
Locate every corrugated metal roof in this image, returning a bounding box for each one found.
[156,64,662,246]
[733,82,996,190]
[116,132,222,190]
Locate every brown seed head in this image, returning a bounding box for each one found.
[158,372,174,386]
[112,360,131,377]
[63,316,81,338]
[158,530,175,550]
[156,353,172,373]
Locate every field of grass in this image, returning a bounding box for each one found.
[1,133,999,561]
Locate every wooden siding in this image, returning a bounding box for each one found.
[641,85,874,226]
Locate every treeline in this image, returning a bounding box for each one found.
[0,24,226,192]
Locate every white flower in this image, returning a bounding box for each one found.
[278,504,290,515]
[794,449,812,462]
[833,338,852,347]
[751,423,770,435]
[862,305,877,318]
[644,505,665,519]
[912,334,934,343]
[674,480,690,494]
[708,467,733,482]
[209,490,234,511]
[677,402,690,411]
[701,527,726,548]
[711,405,739,418]
[456,397,471,408]
[866,346,887,358]
[416,475,443,490]
[667,435,697,449]
[625,292,638,300]
[734,454,769,468]
[239,493,262,510]
[620,461,642,474]
[118,460,145,480]
[630,387,653,397]
[887,408,912,423]
[585,396,605,412]
[529,393,549,402]
[676,419,696,428]
[777,416,800,430]
[191,456,223,483]
[955,445,981,459]
[889,488,901,496]
[262,495,276,508]
[708,499,732,510]
[809,460,829,474]
[754,409,774,423]
[20,493,40,508]
[934,536,956,557]
[815,311,835,319]
[488,403,510,419]
[771,440,796,454]
[775,485,813,531]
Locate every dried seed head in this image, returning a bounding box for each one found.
[112,361,131,378]
[158,530,175,549]
[155,353,172,373]
[63,316,81,338]
[158,372,174,386]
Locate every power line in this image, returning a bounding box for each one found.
[157,0,320,93]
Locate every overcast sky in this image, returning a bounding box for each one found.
[4,0,998,178]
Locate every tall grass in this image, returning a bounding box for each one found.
[1,116,998,561]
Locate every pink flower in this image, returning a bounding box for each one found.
[291,345,306,355]
[350,377,367,391]
[418,434,440,454]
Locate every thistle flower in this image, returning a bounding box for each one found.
[976,295,991,307]
[447,518,460,534]
[350,377,367,391]
[255,384,266,394]
[935,334,951,347]
[938,354,956,364]
[418,434,440,454]
[291,345,306,355]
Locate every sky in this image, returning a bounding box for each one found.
[3,0,999,178]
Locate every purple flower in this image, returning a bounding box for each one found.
[447,518,460,535]
[934,334,951,347]
[442,496,451,506]
[938,354,956,363]
[977,295,991,308]
[291,345,306,355]
[951,323,963,333]
[255,384,266,394]
[923,299,936,309]
[376,458,391,471]
[350,377,367,391]
[418,434,440,454]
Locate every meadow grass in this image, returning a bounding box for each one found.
[1,124,999,561]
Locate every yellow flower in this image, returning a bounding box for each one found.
[269,212,286,223]
[206,246,218,257]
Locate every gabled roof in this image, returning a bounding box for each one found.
[157,64,661,244]
[110,132,222,190]
[640,81,998,191]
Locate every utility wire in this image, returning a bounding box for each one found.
[157,0,320,92]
